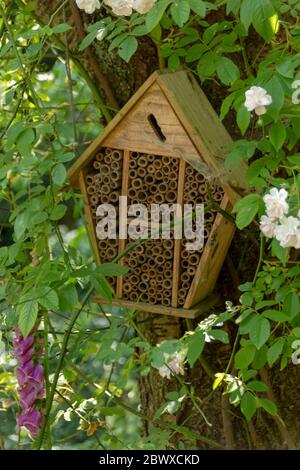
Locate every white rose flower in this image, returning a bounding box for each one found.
[274,216,300,249]
[104,0,133,16]
[245,86,272,116]
[76,0,101,14]
[263,188,289,220]
[260,215,277,239]
[158,351,185,379]
[133,0,157,14]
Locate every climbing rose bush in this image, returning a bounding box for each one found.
[104,0,157,16]
[260,188,300,249]
[76,0,101,14]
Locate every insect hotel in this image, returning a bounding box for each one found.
[68,71,247,319]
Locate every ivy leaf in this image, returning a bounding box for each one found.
[249,316,270,349]
[171,1,190,27]
[17,300,39,338]
[241,391,257,421]
[217,57,240,85]
[186,329,205,367]
[118,36,138,63]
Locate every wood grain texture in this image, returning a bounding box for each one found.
[94,294,220,319]
[116,149,130,297]
[172,158,186,307]
[184,195,235,308]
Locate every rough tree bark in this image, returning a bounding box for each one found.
[28,0,300,449]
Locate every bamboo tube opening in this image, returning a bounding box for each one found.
[137,167,146,178]
[129,169,137,179]
[162,298,171,306]
[147,164,155,174]
[169,171,178,181]
[145,174,155,185]
[95,152,104,161]
[189,254,200,266]
[165,190,177,203]
[158,182,168,193]
[154,170,163,180]
[138,155,148,168]
[188,266,196,276]
[153,159,162,170]
[169,180,178,190]
[87,185,96,195]
[90,195,99,205]
[131,178,143,189]
[163,279,172,289]
[93,161,101,170]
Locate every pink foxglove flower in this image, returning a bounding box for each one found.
[245,86,272,116]
[13,328,45,438]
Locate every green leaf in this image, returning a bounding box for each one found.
[95,263,128,277]
[237,103,251,135]
[267,337,285,367]
[38,289,59,311]
[269,122,286,151]
[118,36,138,63]
[262,310,290,322]
[51,23,72,34]
[50,204,67,221]
[235,345,256,370]
[52,163,67,186]
[257,398,278,416]
[236,204,259,230]
[146,0,172,32]
[186,329,205,367]
[17,300,39,337]
[283,292,300,319]
[247,381,268,392]
[188,0,206,16]
[209,329,229,344]
[171,1,190,27]
[217,57,240,85]
[249,316,270,349]
[265,75,284,120]
[271,239,289,265]
[58,284,78,314]
[78,30,99,51]
[241,391,257,420]
[16,128,35,157]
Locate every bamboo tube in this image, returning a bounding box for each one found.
[169,180,178,190]
[100,184,111,195]
[155,255,164,265]
[186,165,194,176]
[147,258,156,267]
[129,159,137,169]
[104,154,112,165]
[87,185,96,195]
[145,174,155,185]
[86,175,94,184]
[154,170,163,180]
[95,152,105,162]
[178,288,188,298]
[188,266,197,276]
[90,195,99,205]
[163,239,174,249]
[182,281,190,290]
[147,154,155,163]
[164,269,173,279]
[165,190,177,203]
[186,174,195,183]
[140,293,149,302]
[158,182,168,193]
[199,183,207,194]
[152,244,163,255]
[106,246,118,259]
[123,283,132,294]
[112,150,122,160]
[129,292,139,301]
[156,284,163,292]
[162,156,172,165]
[137,254,146,264]
[141,264,148,273]
[98,239,109,250]
[129,169,137,179]
[148,268,156,279]
[137,167,146,178]
[93,161,102,170]
[156,274,164,283]
[189,253,200,266]
[180,272,190,282]
[153,159,162,170]
[164,249,173,260]
[149,279,156,288]
[148,287,156,297]
[139,281,148,292]
[135,245,144,255]
[100,194,110,204]
[129,274,139,285]
[153,193,164,203]
[131,178,143,189]
[169,171,178,181]
[128,188,137,199]
[162,166,170,175]
[156,292,163,301]
[156,265,164,273]
[164,261,173,270]
[127,257,138,268]
[137,155,148,167]
[205,211,215,222]
[181,259,189,269]
[181,249,189,259]
[162,298,171,306]
[109,191,119,203]
[141,273,150,282]
[104,147,113,155]
[163,279,172,290]
[130,151,139,158]
[137,190,148,202]
[147,164,155,174]
[102,175,110,185]
[111,160,121,170]
[196,173,205,183]
[149,296,157,304]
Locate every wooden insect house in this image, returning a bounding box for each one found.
[68,71,247,319]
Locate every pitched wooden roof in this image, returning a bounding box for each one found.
[68,70,248,204]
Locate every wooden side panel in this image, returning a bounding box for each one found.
[116,149,130,297]
[78,170,101,264]
[172,159,186,307]
[103,83,203,165]
[184,195,235,308]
